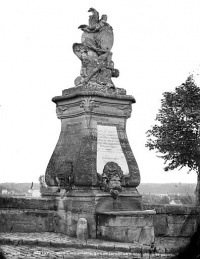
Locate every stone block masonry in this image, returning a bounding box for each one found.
[0,197,58,233]
[97,210,155,244]
[144,204,200,237]
[0,197,199,240]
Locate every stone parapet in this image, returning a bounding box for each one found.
[0,197,58,233]
[143,204,200,237]
[0,209,57,233]
[0,197,57,210]
[1,197,198,240]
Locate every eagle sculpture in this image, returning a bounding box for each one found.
[78,8,99,32]
[73,8,118,87]
[88,7,99,28]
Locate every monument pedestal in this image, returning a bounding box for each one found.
[45,85,141,190]
[44,186,143,238]
[43,85,154,242]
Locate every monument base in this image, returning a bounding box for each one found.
[97,210,156,245]
[43,84,155,241]
[42,186,143,238]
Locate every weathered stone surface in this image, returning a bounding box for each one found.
[0,209,56,233]
[143,204,200,237]
[71,8,122,89]
[138,226,155,245]
[0,194,97,238]
[1,198,198,241]
[98,226,127,241]
[0,197,57,210]
[96,191,143,212]
[62,85,127,97]
[153,215,168,236]
[167,221,197,237]
[0,231,192,257]
[76,218,88,241]
[103,215,154,227]
[45,90,140,191]
[97,210,155,244]
[143,203,200,215]
[97,225,154,244]
[53,187,144,238]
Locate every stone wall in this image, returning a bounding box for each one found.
[0,197,200,240]
[0,194,98,238]
[144,204,200,237]
[0,197,58,233]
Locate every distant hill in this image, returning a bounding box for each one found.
[0,182,196,195]
[0,182,39,194]
[138,183,196,194]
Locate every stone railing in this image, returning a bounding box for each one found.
[143,203,200,237]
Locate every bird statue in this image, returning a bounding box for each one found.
[74,8,117,87]
[88,7,99,28]
[78,8,99,32]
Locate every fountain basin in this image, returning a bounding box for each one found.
[97,210,156,244]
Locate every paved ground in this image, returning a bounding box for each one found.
[0,245,172,259]
[0,232,190,259]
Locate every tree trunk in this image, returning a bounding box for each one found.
[195,171,200,205]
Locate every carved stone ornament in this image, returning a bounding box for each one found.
[55,162,74,192]
[80,97,99,112]
[45,160,74,193]
[73,8,119,88]
[118,104,132,118]
[56,106,68,118]
[98,162,126,199]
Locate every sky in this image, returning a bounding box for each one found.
[0,0,200,183]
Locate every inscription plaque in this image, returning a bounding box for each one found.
[97,125,129,175]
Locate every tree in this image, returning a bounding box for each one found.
[146,75,200,204]
[159,196,170,205]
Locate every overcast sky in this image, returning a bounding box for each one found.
[0,0,200,183]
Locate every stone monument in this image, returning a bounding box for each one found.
[43,8,155,244]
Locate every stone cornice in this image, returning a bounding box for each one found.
[52,90,136,104]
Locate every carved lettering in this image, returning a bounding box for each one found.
[97,125,129,175]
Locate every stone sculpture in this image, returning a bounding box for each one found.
[76,218,88,242]
[41,8,156,245]
[98,162,124,199]
[73,8,119,88]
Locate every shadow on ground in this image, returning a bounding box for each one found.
[0,248,6,259]
[171,224,200,259]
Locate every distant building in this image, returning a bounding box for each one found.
[2,189,8,195]
[32,190,41,197]
[13,193,26,197]
[169,199,182,205]
[158,194,169,198]
[26,190,41,198]
[25,193,32,197]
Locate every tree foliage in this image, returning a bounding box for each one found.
[146,75,200,174]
